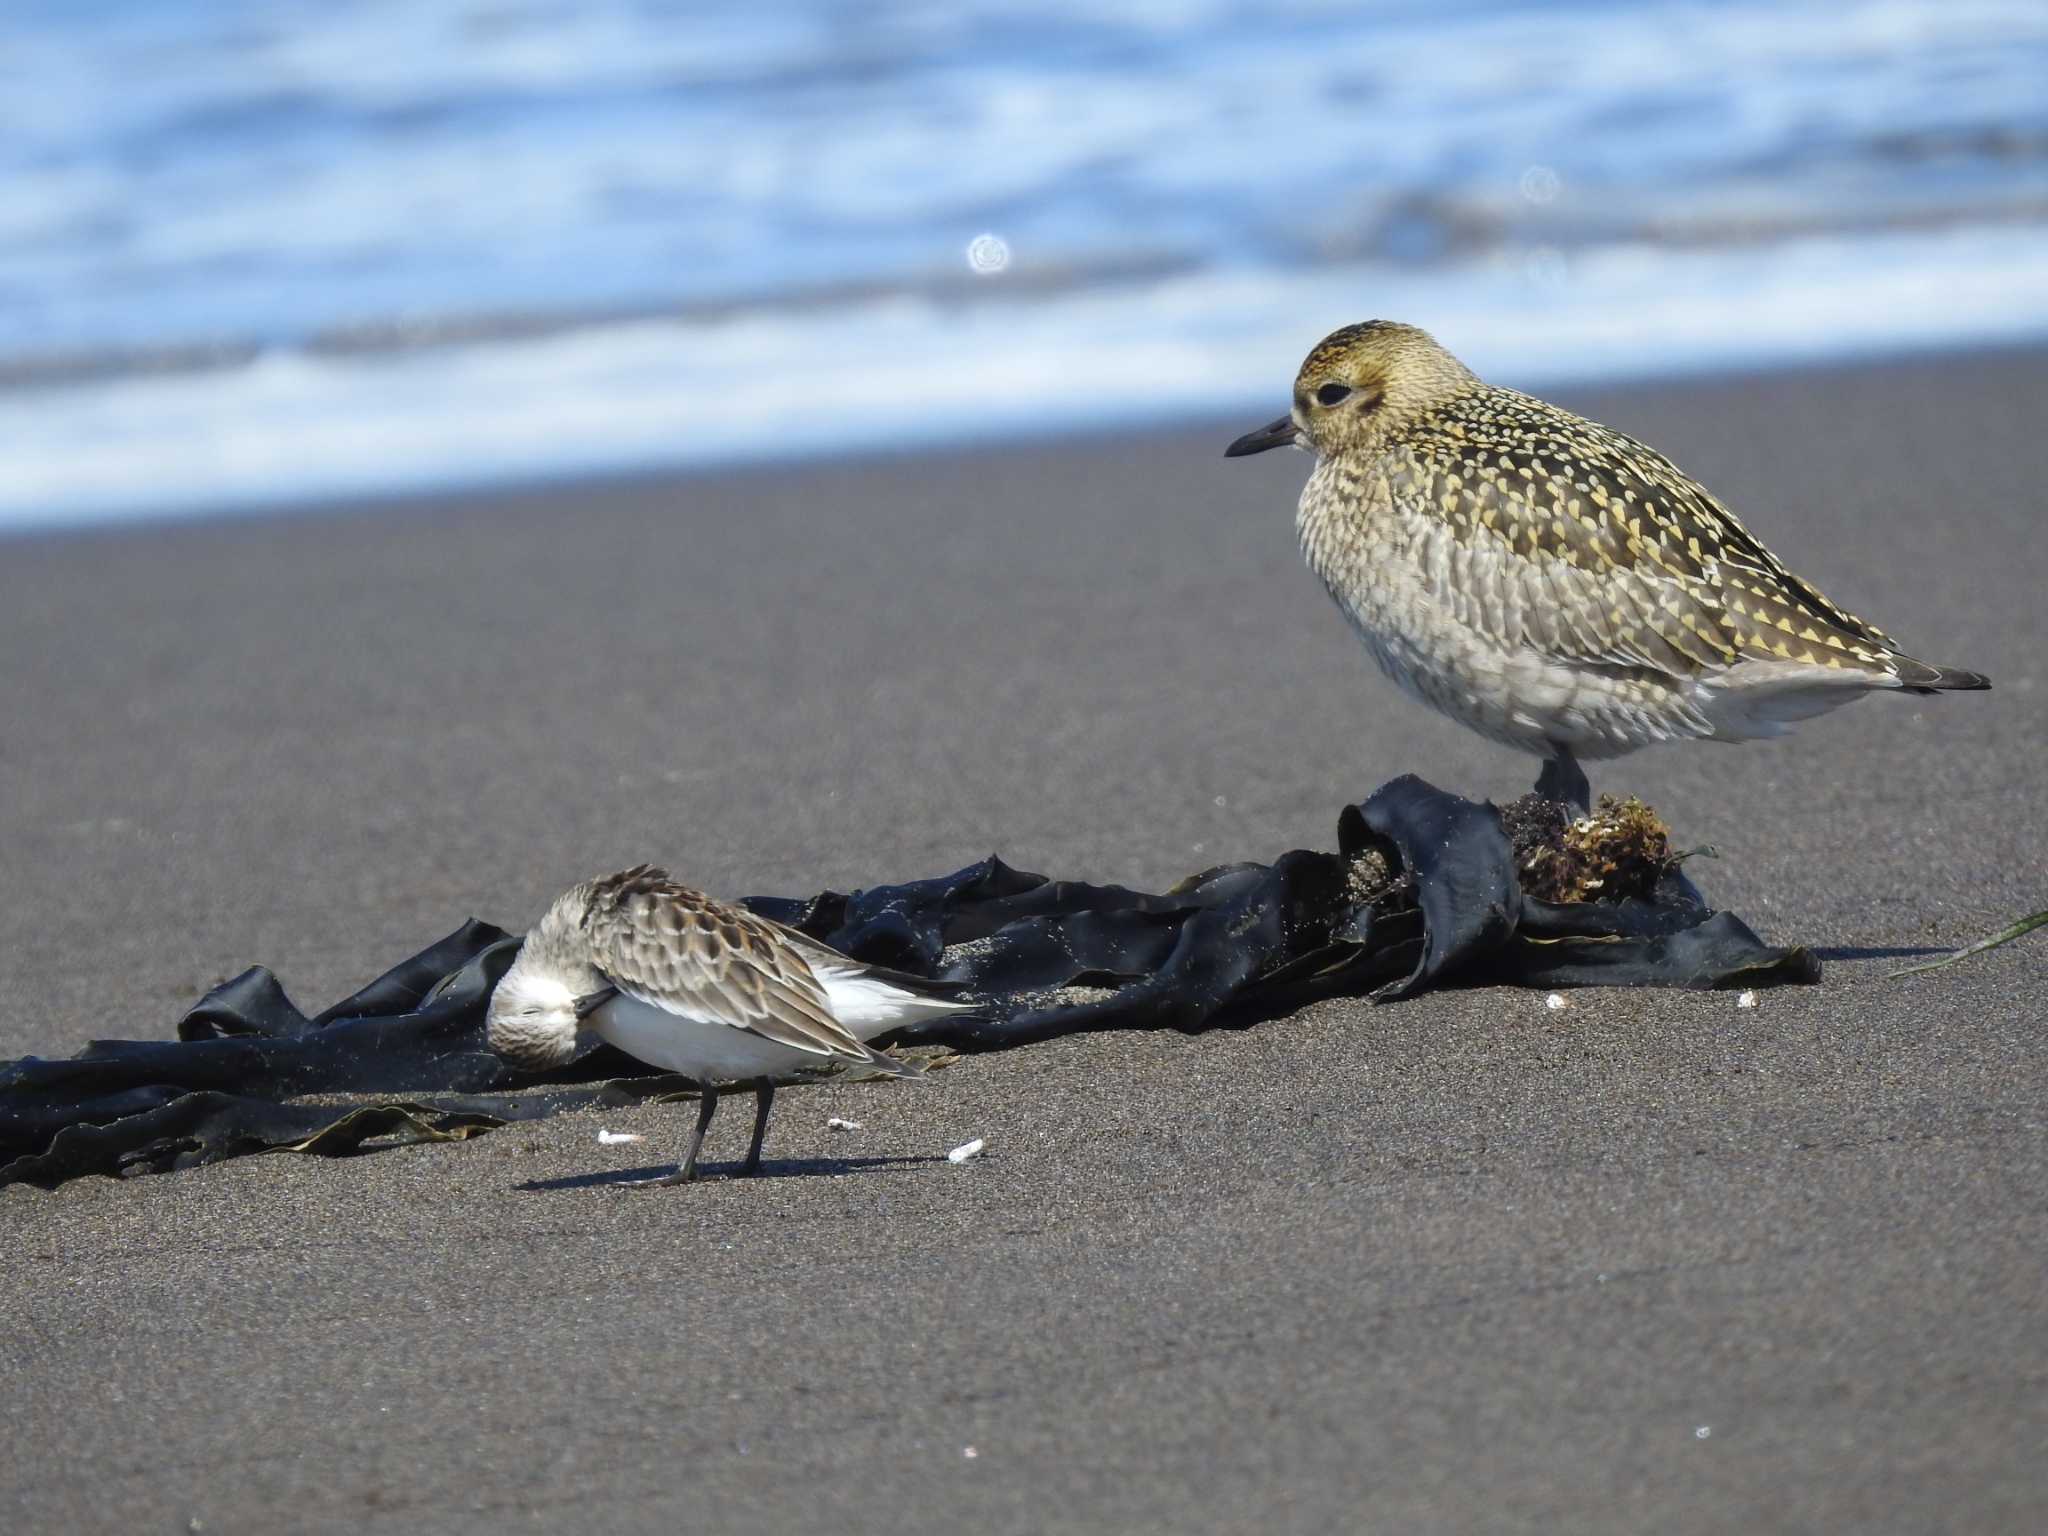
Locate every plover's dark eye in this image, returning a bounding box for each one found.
[1316,383,1353,407]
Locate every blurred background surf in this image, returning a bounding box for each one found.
[3,0,2045,529]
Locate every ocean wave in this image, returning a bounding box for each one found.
[2,0,2045,523]
[5,225,2045,530]
[3,1,2044,358]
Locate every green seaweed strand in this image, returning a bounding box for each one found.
[1892,910,2048,978]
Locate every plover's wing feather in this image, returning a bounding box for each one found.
[579,867,872,1061]
[1398,393,1915,681]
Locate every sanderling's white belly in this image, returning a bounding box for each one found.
[590,993,822,1082]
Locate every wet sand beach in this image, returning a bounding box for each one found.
[3,347,2044,1532]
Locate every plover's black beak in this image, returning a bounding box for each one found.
[1224,415,1299,457]
[572,986,617,1021]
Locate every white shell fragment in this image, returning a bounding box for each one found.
[1545,992,1568,1011]
[1736,990,1759,1009]
[597,1129,644,1145]
[947,1137,986,1164]
[826,1117,864,1132]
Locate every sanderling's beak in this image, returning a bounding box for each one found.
[572,986,617,1021]
[1224,415,1300,457]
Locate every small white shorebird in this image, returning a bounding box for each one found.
[487,865,975,1185]
[1227,321,1990,808]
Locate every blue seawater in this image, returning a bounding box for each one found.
[2,0,2044,525]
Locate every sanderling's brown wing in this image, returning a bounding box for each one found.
[579,866,873,1060]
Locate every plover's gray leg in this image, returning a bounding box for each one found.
[627,1082,718,1188]
[1535,748,1591,813]
[741,1079,774,1176]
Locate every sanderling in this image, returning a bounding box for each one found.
[1227,320,1989,809]
[487,865,974,1184]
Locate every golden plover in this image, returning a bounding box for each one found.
[488,866,972,1184]
[1226,320,1990,808]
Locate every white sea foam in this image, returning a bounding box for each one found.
[2,225,2044,530]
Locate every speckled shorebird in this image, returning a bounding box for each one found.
[1227,321,1989,807]
[487,866,972,1184]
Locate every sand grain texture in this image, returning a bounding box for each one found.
[3,349,2044,1533]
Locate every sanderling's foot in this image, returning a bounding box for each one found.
[621,1168,698,1189]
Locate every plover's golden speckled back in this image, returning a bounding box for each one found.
[1227,320,1989,808]
[488,866,972,1185]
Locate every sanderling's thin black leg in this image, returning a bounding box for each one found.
[742,1080,775,1176]
[678,1084,718,1181]
[628,1083,718,1188]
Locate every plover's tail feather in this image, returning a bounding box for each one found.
[1890,654,1991,693]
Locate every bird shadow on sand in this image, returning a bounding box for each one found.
[516,1154,940,1192]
